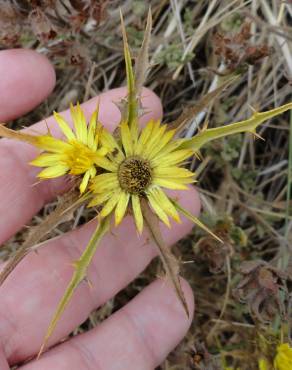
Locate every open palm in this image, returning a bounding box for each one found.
[0,49,200,370]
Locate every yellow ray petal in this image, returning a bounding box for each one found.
[135,120,155,155]
[153,166,194,178]
[70,103,87,145]
[120,121,133,156]
[30,153,64,167]
[100,192,121,218]
[79,170,91,194]
[88,191,113,207]
[131,194,143,233]
[35,136,72,153]
[274,343,292,370]
[88,166,96,178]
[148,187,180,223]
[108,151,125,166]
[143,124,167,158]
[115,191,130,225]
[90,172,117,185]
[90,173,118,192]
[100,127,121,152]
[147,129,176,160]
[258,358,269,370]
[37,165,69,179]
[152,178,189,190]
[147,192,170,227]
[154,176,195,186]
[69,162,93,176]
[87,109,98,150]
[152,149,192,167]
[166,177,195,184]
[93,156,118,172]
[150,139,183,162]
[95,147,108,156]
[142,121,161,151]
[149,120,161,136]
[53,112,75,141]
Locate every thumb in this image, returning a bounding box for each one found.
[0,346,9,370]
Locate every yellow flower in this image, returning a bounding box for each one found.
[0,103,108,193]
[89,119,195,233]
[258,358,270,370]
[274,343,292,370]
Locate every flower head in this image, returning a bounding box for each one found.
[89,119,195,233]
[31,103,109,193]
[0,103,108,193]
[274,343,292,370]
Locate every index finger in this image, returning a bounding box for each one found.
[0,49,55,121]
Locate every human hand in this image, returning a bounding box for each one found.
[0,49,200,370]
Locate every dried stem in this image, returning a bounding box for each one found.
[0,188,90,287]
[141,199,189,317]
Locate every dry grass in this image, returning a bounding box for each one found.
[1,0,292,369]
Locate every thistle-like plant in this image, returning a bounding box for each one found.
[0,10,291,358]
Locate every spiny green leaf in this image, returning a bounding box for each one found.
[172,199,223,243]
[38,216,110,358]
[135,7,152,95]
[120,9,138,136]
[181,102,292,151]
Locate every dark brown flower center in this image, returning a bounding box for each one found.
[118,156,152,194]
